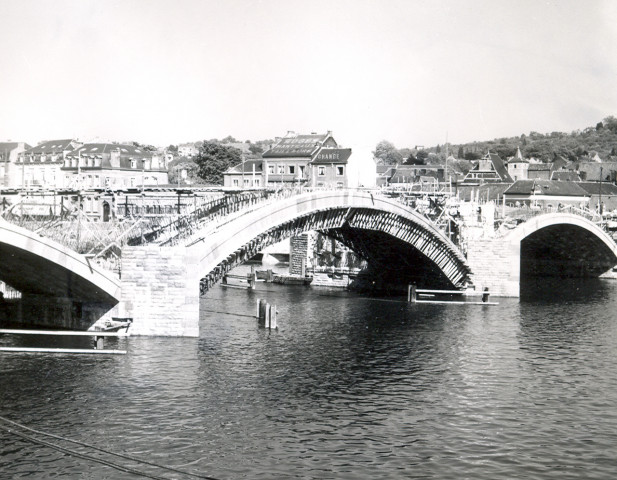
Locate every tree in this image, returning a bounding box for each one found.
[416,150,429,164]
[194,142,242,184]
[457,146,464,158]
[249,143,264,155]
[464,151,482,160]
[167,144,178,153]
[604,116,617,134]
[373,140,404,165]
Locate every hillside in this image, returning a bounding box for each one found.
[439,116,617,163]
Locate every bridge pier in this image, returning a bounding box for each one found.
[466,238,520,296]
[119,246,199,336]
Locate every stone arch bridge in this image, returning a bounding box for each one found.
[3,190,617,336]
[120,190,471,335]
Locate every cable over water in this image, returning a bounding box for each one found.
[0,415,221,480]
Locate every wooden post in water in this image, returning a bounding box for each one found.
[256,298,277,329]
[408,284,417,303]
[247,266,256,289]
[258,299,267,326]
[94,336,105,350]
[266,269,273,283]
[269,304,277,329]
[482,287,490,303]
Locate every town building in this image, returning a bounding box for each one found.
[261,131,338,186]
[0,142,31,188]
[309,148,351,188]
[576,162,617,183]
[527,163,553,180]
[178,143,199,158]
[223,159,264,188]
[462,152,513,185]
[223,131,348,188]
[507,148,529,181]
[376,165,397,187]
[503,180,589,208]
[62,143,169,189]
[577,181,617,212]
[15,139,80,189]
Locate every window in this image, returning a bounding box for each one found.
[278,165,285,174]
[254,178,261,186]
[299,165,305,177]
[318,166,326,176]
[268,165,275,174]
[131,160,137,169]
[288,165,295,175]
[244,178,250,186]
[337,166,344,176]
[233,179,239,186]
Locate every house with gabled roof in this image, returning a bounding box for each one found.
[16,139,80,188]
[462,152,513,185]
[0,142,31,188]
[223,159,264,188]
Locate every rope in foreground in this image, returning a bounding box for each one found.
[0,415,221,480]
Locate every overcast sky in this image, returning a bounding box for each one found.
[1,0,616,160]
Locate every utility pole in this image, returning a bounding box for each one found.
[599,166,603,215]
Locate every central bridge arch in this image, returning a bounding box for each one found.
[187,191,471,292]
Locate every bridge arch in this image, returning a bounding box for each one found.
[0,219,121,304]
[187,191,471,292]
[470,213,617,296]
[506,213,617,279]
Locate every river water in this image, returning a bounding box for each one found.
[2,265,617,479]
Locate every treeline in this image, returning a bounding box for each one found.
[375,115,617,167]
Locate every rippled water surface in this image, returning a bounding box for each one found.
[3,273,617,479]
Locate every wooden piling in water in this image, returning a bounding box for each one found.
[408,284,417,303]
[256,298,277,329]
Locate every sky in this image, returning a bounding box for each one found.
[1,0,617,183]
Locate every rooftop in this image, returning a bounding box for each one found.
[504,180,589,197]
[67,143,153,157]
[263,132,333,158]
[311,148,351,165]
[24,139,76,154]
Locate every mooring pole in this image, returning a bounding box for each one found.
[408,284,417,303]
[482,287,490,303]
[258,299,267,326]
